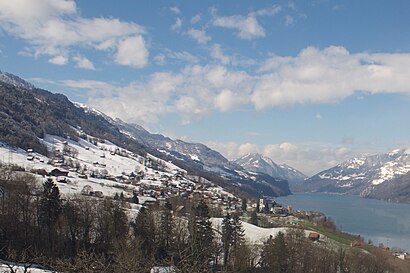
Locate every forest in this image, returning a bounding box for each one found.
[0,166,406,273]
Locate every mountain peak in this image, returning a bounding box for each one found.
[235,153,306,186]
[0,70,35,90]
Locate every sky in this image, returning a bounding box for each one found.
[1,0,410,176]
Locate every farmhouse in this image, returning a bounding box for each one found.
[49,168,69,177]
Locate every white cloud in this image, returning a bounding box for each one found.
[252,46,410,110]
[315,113,322,119]
[191,14,201,24]
[186,28,211,44]
[165,49,199,63]
[170,6,181,14]
[56,46,410,130]
[250,5,282,17]
[0,0,148,68]
[171,17,182,32]
[73,55,95,70]
[210,44,231,64]
[114,36,148,68]
[214,89,243,112]
[239,143,259,155]
[207,140,376,176]
[213,15,265,39]
[48,55,68,65]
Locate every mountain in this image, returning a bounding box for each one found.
[235,153,307,188]
[0,71,290,198]
[110,120,291,197]
[303,149,410,202]
[0,70,35,90]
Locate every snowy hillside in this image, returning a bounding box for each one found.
[303,149,410,202]
[0,132,236,212]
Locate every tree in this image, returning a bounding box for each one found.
[260,232,288,273]
[250,209,258,226]
[221,213,233,268]
[156,201,174,261]
[39,178,61,252]
[241,198,247,212]
[189,200,214,272]
[131,207,156,266]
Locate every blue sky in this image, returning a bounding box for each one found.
[1,0,410,175]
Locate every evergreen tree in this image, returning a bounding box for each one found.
[39,178,61,251]
[250,209,258,226]
[189,200,214,272]
[156,201,174,261]
[221,213,233,267]
[241,198,247,212]
[131,207,156,265]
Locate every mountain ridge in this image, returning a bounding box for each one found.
[303,149,410,202]
[235,153,307,188]
[0,70,291,198]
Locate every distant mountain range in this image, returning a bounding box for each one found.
[0,70,290,198]
[303,149,410,202]
[3,70,410,203]
[234,153,307,189]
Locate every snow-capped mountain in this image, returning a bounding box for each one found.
[235,153,307,187]
[303,149,410,202]
[0,70,34,90]
[0,70,291,198]
[111,120,291,197]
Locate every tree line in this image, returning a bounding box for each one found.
[0,167,406,272]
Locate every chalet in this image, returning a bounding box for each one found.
[57,176,69,183]
[81,185,93,195]
[49,168,69,177]
[350,240,364,248]
[26,156,34,161]
[92,191,104,198]
[308,232,320,241]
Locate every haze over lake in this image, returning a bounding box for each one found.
[277,193,410,252]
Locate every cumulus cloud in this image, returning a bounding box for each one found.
[73,55,95,70]
[48,55,68,65]
[252,46,410,110]
[213,15,265,39]
[57,45,410,131]
[114,36,148,68]
[186,28,211,44]
[0,0,148,68]
[212,5,281,40]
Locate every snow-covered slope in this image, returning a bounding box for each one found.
[0,132,235,213]
[235,153,307,187]
[303,149,410,202]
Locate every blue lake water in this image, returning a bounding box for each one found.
[276,193,410,251]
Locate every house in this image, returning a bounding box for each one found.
[49,168,69,177]
[308,232,320,241]
[350,240,364,247]
[150,266,176,273]
[81,185,93,195]
[57,176,67,183]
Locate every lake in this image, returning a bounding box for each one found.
[276,193,410,252]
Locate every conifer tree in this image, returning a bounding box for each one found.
[189,199,214,272]
[39,178,61,251]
